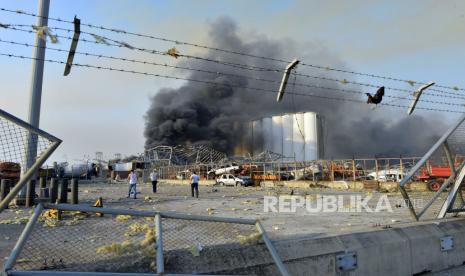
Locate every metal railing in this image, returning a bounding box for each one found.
[151,157,421,183]
[3,203,290,276]
[0,109,62,212]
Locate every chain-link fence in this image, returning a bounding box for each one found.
[4,204,289,276]
[399,113,465,221]
[0,109,61,212]
[12,212,156,273]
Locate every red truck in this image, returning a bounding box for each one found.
[417,161,453,191]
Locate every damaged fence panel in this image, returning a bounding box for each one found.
[0,109,61,213]
[4,204,289,276]
[399,112,465,221]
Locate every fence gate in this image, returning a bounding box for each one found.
[0,109,61,212]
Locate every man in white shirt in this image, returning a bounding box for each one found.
[190,171,200,198]
[150,169,158,193]
[127,170,137,199]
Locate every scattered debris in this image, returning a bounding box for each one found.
[118,41,134,49]
[96,240,135,256]
[125,222,150,236]
[166,47,180,58]
[0,217,29,225]
[90,34,110,45]
[32,25,58,44]
[237,232,262,245]
[188,243,203,257]
[115,215,132,221]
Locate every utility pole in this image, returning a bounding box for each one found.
[18,0,50,203]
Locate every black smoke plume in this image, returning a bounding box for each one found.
[144,17,444,158]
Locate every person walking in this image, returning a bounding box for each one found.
[150,169,158,193]
[127,170,137,199]
[190,171,199,198]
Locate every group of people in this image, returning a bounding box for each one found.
[127,169,200,199]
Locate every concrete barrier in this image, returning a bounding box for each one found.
[165,218,465,275]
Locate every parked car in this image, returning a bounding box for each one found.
[236,176,254,187]
[367,169,405,182]
[208,165,240,177]
[216,174,245,186]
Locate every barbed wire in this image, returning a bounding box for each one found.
[2,6,465,93]
[3,23,281,72]
[3,24,465,102]
[3,38,465,107]
[0,51,462,114]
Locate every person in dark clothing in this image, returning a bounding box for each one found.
[190,171,199,198]
[150,169,158,193]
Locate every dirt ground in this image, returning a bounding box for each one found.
[0,180,456,270]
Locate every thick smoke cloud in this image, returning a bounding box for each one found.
[144,17,444,158]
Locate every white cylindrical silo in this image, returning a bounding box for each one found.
[271,115,283,156]
[282,114,293,159]
[304,112,318,160]
[262,117,273,153]
[252,119,263,156]
[293,113,305,161]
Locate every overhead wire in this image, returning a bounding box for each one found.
[3,24,465,103]
[0,51,462,114]
[3,38,465,109]
[2,6,465,94]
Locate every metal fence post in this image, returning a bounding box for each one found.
[352,158,356,182]
[59,179,68,203]
[25,180,35,208]
[0,179,11,209]
[155,214,164,274]
[256,221,290,276]
[49,178,58,203]
[39,176,46,198]
[71,178,78,204]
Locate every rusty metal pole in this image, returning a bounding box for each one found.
[19,0,50,204]
[25,180,36,207]
[330,160,334,182]
[49,178,58,203]
[352,158,356,182]
[39,176,46,198]
[399,155,404,181]
[1,179,11,209]
[71,178,78,204]
[59,178,68,203]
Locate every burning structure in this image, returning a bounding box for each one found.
[144,17,443,161]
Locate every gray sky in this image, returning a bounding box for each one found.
[1,0,464,163]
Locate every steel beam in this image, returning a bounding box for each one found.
[256,221,290,276]
[155,214,164,274]
[399,113,465,187]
